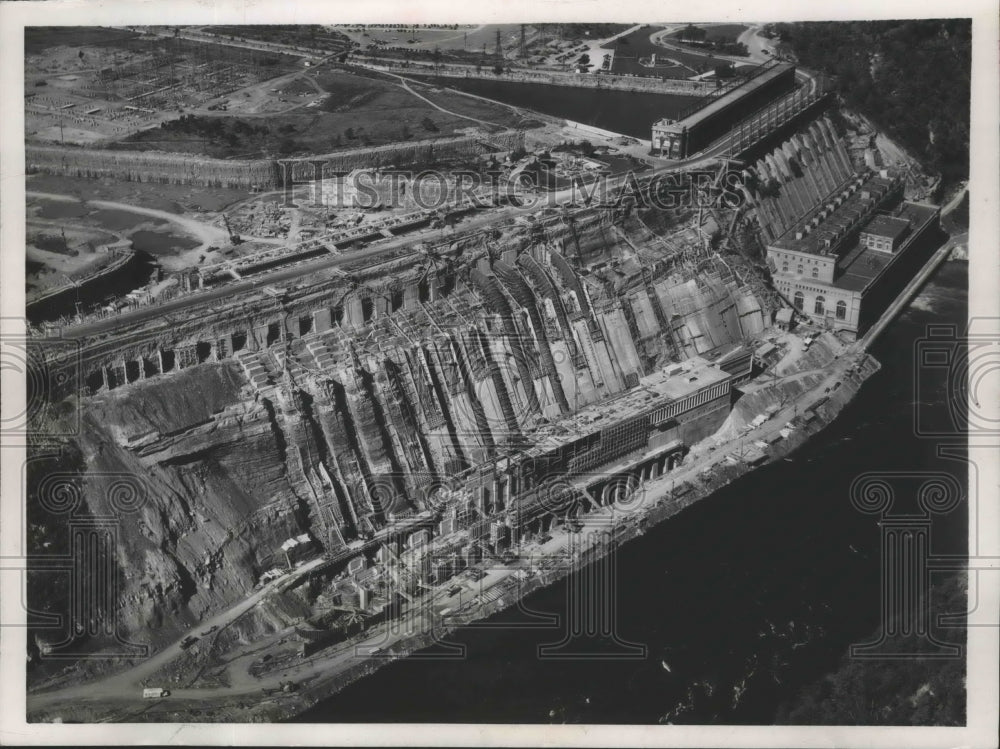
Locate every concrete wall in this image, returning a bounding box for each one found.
[354,61,710,97]
[27,131,526,190]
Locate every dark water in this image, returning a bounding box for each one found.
[130,229,200,256]
[294,260,968,724]
[26,250,159,324]
[34,199,90,220]
[87,208,168,231]
[26,200,197,323]
[413,77,699,139]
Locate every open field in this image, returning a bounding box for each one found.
[199,25,352,54]
[26,173,253,213]
[24,26,140,54]
[25,30,299,144]
[111,68,530,158]
[337,24,519,53]
[669,23,749,42]
[406,80,546,128]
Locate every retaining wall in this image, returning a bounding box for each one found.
[26,131,526,190]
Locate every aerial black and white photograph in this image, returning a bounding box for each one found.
[0,1,997,746]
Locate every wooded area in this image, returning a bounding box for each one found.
[770,20,971,184]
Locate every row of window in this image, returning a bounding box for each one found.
[793,292,848,320]
[782,263,821,278]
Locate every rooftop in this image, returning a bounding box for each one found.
[653,61,795,132]
[862,214,910,241]
[522,356,731,459]
[832,246,893,291]
[832,202,940,292]
[770,172,901,257]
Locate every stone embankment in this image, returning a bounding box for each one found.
[26,131,526,190]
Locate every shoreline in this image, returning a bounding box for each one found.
[26,246,135,309]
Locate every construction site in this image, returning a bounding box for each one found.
[22,23,956,725]
[25,29,302,143]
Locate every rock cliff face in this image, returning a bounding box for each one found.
[76,362,309,638]
[33,219,779,663]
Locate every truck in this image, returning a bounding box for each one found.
[142,687,170,699]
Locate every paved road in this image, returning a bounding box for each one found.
[384,70,506,128]
[28,192,228,250]
[28,556,327,708]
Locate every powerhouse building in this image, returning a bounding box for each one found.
[766,169,941,335]
[651,61,797,159]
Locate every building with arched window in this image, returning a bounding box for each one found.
[765,169,942,337]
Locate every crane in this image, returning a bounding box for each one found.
[222,213,242,245]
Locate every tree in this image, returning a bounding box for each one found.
[715,63,735,79]
[681,24,707,42]
[345,127,355,139]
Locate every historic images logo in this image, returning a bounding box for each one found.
[847,318,1000,660]
[913,319,1000,437]
[19,468,151,660]
[849,471,964,660]
[0,325,82,439]
[276,161,747,213]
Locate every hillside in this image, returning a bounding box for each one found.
[769,20,971,185]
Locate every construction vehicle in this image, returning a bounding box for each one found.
[222,214,242,246]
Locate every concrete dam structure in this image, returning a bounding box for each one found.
[42,211,773,641]
[738,116,858,243]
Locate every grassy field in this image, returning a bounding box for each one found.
[113,68,529,158]
[669,24,749,42]
[201,25,352,54]
[409,81,545,128]
[27,174,253,213]
[24,26,140,54]
[338,24,522,53]
[702,24,749,41]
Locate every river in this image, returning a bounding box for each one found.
[293,259,968,724]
